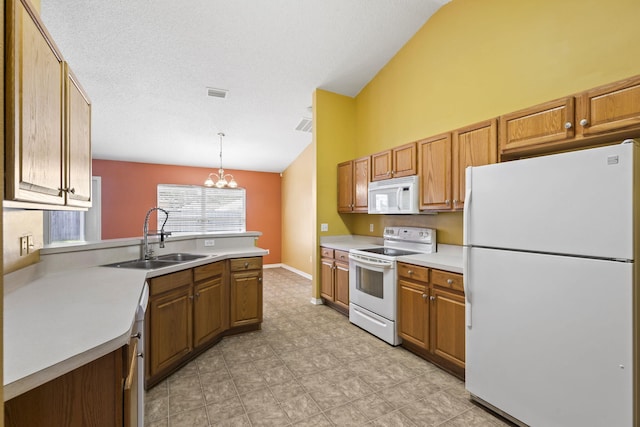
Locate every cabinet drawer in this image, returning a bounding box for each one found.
[320,247,334,258]
[432,269,464,292]
[229,257,262,271]
[334,250,350,263]
[397,263,429,282]
[194,261,224,282]
[149,269,192,296]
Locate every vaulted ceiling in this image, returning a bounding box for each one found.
[41,1,450,173]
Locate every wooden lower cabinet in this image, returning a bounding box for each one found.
[193,262,228,347]
[5,346,127,426]
[397,263,465,379]
[229,257,263,328]
[319,247,350,315]
[147,258,262,388]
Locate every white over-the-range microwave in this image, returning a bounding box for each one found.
[368,175,419,214]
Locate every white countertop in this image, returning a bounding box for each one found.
[397,244,463,274]
[3,247,267,401]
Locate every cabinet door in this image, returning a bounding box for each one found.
[65,64,92,208]
[334,261,349,310]
[320,258,335,300]
[337,160,354,212]
[577,75,640,137]
[430,288,465,369]
[397,279,429,350]
[452,119,497,209]
[499,97,575,158]
[230,270,263,327]
[148,286,193,377]
[352,156,370,212]
[193,275,227,348]
[418,134,452,210]
[392,142,417,178]
[371,150,392,181]
[5,0,65,204]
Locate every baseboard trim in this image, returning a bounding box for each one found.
[264,263,312,280]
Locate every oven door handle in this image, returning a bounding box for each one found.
[348,254,394,268]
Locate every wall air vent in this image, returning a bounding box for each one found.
[206,87,228,99]
[295,117,312,133]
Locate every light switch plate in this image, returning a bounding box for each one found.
[20,236,28,256]
[369,223,374,232]
[204,239,215,247]
[320,223,328,232]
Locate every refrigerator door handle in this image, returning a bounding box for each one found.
[463,167,472,245]
[463,245,472,328]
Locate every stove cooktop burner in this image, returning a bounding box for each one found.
[358,247,420,257]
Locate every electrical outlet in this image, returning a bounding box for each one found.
[369,223,374,232]
[20,236,28,256]
[320,223,328,232]
[204,239,215,247]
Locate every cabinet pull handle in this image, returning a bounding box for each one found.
[137,352,144,358]
[67,187,76,194]
[579,118,588,127]
[131,332,141,339]
[564,121,572,129]
[447,279,453,285]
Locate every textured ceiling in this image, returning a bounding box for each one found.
[40,1,449,173]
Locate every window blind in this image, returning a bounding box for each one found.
[157,184,246,233]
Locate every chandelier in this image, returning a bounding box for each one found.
[204,132,238,188]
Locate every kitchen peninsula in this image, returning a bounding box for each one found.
[4,232,267,426]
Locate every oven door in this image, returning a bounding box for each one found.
[349,253,396,320]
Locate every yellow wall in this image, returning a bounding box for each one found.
[281,144,314,275]
[314,89,357,237]
[312,0,640,245]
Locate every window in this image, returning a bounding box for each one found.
[157,184,246,233]
[44,177,102,244]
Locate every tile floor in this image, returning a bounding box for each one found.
[144,267,511,426]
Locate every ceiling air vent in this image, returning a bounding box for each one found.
[206,87,228,99]
[295,117,312,133]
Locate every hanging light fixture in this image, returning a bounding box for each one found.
[204,132,238,188]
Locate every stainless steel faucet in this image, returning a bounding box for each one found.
[143,207,170,259]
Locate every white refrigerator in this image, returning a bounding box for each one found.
[463,141,638,427]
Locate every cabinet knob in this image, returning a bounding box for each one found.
[258,277,262,282]
[445,199,450,205]
[430,296,436,301]
[195,292,200,298]
[422,294,428,299]
[579,118,589,127]
[137,352,144,358]
[244,262,249,268]
[131,332,141,339]
[407,270,413,275]
[564,121,572,129]
[189,295,194,300]
[453,199,458,207]
[447,279,453,285]
[68,187,76,194]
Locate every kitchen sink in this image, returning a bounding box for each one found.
[156,253,208,262]
[102,259,183,270]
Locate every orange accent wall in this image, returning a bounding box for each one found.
[92,159,281,264]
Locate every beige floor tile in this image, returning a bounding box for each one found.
[142,268,508,427]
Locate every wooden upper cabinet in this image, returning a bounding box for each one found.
[337,156,369,213]
[418,133,452,210]
[337,160,354,213]
[371,142,417,181]
[499,97,575,159]
[576,75,640,137]
[5,0,65,205]
[5,0,92,208]
[65,64,92,207]
[452,119,497,209]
